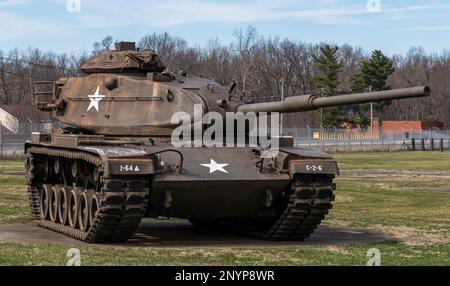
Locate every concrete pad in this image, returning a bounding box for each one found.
[0,221,390,248]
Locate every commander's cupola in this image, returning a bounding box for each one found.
[80,41,166,74]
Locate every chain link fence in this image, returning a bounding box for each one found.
[283,127,450,152]
[1,121,450,157]
[0,121,52,157]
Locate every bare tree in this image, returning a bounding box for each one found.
[1,30,450,127]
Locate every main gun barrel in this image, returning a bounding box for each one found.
[237,86,430,113]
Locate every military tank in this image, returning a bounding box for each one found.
[26,42,430,242]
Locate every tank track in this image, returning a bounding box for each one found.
[192,174,334,241]
[262,174,334,240]
[26,147,148,243]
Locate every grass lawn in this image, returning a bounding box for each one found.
[0,152,449,266]
[0,160,25,174]
[0,176,28,224]
[334,151,450,171]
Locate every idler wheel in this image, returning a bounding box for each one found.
[39,185,51,220]
[58,187,70,225]
[68,188,81,229]
[78,190,93,232]
[89,193,101,227]
[49,185,61,223]
[25,157,33,185]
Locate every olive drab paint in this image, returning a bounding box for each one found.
[26,42,431,243]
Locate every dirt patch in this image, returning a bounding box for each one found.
[341,170,450,177]
[334,195,353,203]
[411,188,450,193]
[377,225,450,246]
[325,245,351,255]
[0,172,25,176]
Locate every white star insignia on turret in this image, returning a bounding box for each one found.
[87,86,106,112]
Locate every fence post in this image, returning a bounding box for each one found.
[402,128,405,145]
[0,121,2,158]
[412,138,416,151]
[371,126,374,151]
[28,119,33,133]
[347,128,351,152]
[420,128,423,147]
[334,127,338,152]
[295,127,298,147]
[321,126,325,151]
[392,130,394,147]
[359,128,363,152]
[307,125,311,149]
[431,138,435,151]
[440,138,444,152]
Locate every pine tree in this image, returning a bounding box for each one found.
[312,44,343,128]
[351,50,395,129]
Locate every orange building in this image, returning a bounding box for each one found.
[373,120,444,131]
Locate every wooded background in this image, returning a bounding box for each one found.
[0,28,447,128]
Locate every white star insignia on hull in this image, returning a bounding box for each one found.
[201,159,229,174]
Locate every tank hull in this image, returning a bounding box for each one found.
[151,147,290,218]
[25,135,338,242]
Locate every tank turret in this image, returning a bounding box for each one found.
[32,41,431,137]
[33,42,430,137]
[34,52,430,136]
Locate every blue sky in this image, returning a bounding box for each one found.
[1,0,450,56]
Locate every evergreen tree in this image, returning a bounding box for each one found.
[351,50,395,128]
[312,44,343,128]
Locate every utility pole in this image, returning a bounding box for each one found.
[369,86,374,139]
[280,78,284,136]
[320,88,324,128]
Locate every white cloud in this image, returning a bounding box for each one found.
[396,25,450,32]
[0,0,31,6]
[73,0,368,27]
[384,1,450,32]
[1,0,450,41]
[385,3,450,13]
[0,11,69,40]
[74,0,450,28]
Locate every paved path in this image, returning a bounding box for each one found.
[0,221,389,248]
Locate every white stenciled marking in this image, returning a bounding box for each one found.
[87,86,106,112]
[201,159,229,174]
[120,165,141,172]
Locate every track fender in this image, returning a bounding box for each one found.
[288,159,339,176]
[277,147,339,176]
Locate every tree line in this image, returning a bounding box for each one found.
[0,27,447,128]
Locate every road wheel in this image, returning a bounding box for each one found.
[78,190,93,232]
[49,185,61,223]
[68,188,81,229]
[39,185,51,220]
[89,193,101,227]
[58,186,70,225]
